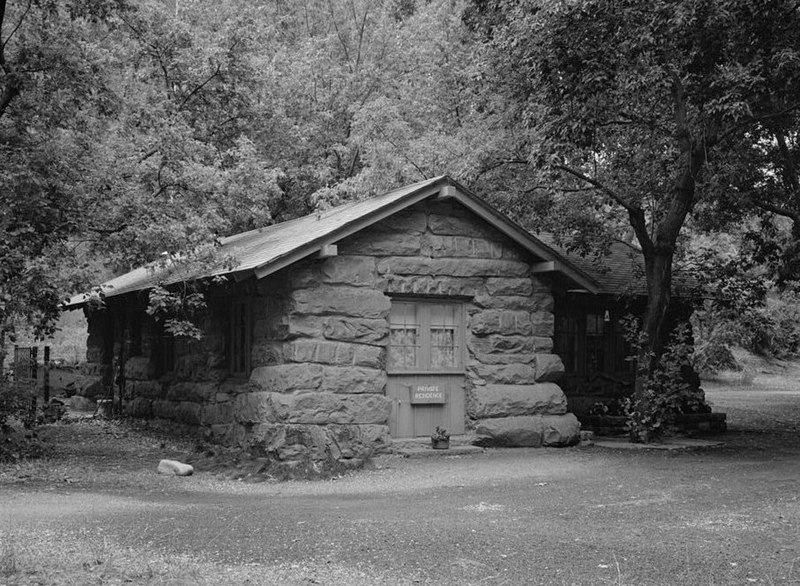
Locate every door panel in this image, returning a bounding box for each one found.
[387,373,465,437]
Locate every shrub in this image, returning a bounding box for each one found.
[0,376,36,433]
[624,323,710,443]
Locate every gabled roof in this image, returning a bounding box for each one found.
[66,175,602,308]
[535,234,646,296]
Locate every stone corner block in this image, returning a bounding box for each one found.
[534,354,565,383]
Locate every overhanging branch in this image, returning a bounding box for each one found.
[553,164,638,214]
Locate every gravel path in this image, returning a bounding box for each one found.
[1,372,800,585]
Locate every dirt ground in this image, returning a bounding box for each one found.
[1,360,800,586]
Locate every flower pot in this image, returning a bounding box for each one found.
[431,438,450,450]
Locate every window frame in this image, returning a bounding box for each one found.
[387,299,465,375]
[229,297,252,377]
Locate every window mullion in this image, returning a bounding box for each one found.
[420,304,431,370]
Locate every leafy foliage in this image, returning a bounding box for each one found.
[465,0,800,387]
[623,323,710,443]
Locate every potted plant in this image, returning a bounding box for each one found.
[430,426,450,450]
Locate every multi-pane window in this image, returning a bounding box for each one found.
[389,301,462,372]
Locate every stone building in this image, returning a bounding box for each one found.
[67,176,676,464]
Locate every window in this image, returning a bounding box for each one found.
[554,301,634,376]
[229,298,251,376]
[388,301,463,372]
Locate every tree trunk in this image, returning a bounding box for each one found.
[635,249,674,394]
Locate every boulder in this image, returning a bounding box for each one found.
[157,459,194,476]
[474,416,545,447]
[467,383,568,419]
[474,413,580,447]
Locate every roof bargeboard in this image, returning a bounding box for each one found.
[66,175,601,308]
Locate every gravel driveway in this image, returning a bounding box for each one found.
[2,374,800,585]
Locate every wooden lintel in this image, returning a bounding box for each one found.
[531,261,557,273]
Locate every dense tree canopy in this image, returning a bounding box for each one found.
[464,0,800,385]
[3,0,800,393]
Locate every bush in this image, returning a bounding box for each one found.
[693,288,800,370]
[625,323,710,443]
[0,376,36,433]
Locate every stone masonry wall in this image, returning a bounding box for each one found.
[80,196,579,466]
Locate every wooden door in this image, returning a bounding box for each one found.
[386,300,465,438]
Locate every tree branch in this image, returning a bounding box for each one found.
[178,63,222,111]
[0,0,32,57]
[553,164,638,214]
[749,196,800,225]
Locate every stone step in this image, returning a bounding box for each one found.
[390,435,485,458]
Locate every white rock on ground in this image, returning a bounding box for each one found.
[157,459,194,476]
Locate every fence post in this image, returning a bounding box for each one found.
[44,346,50,403]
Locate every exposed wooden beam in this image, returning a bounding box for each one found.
[531,261,557,273]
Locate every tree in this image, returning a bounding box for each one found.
[1,0,129,370]
[466,0,800,392]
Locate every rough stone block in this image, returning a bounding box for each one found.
[270,392,391,425]
[283,339,384,369]
[471,363,537,385]
[427,213,498,239]
[377,257,529,278]
[250,364,323,393]
[472,294,537,311]
[470,311,533,336]
[322,317,389,345]
[467,383,568,419]
[234,391,278,424]
[338,229,424,256]
[542,413,581,446]
[287,315,323,338]
[422,235,504,259]
[485,277,533,297]
[320,256,378,287]
[167,382,218,403]
[534,353,565,382]
[290,287,391,318]
[474,415,545,447]
[202,402,234,425]
[532,336,554,352]
[385,275,484,297]
[124,356,158,381]
[531,311,555,337]
[467,335,535,364]
[321,366,387,394]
